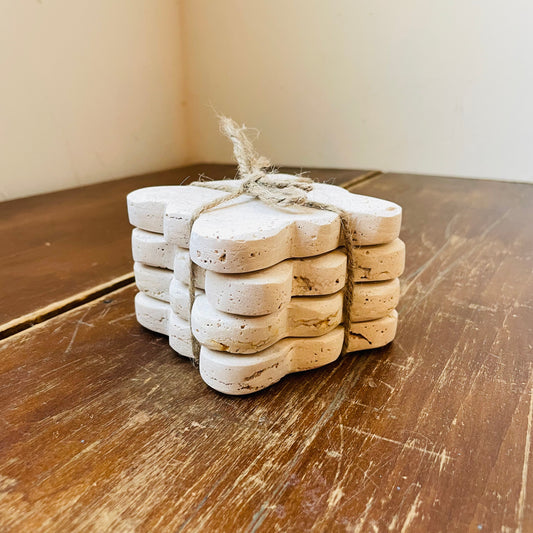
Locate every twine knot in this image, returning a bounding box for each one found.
[239,174,314,207]
[192,116,315,207]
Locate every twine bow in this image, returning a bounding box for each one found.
[187,116,356,362]
[193,117,315,206]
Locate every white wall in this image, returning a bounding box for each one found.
[2,1,532,201]
[0,0,189,200]
[182,0,533,183]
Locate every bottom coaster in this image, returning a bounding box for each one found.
[134,292,398,394]
[200,330,344,395]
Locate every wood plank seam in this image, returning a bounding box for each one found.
[1,171,383,341]
[0,273,134,339]
[340,170,382,189]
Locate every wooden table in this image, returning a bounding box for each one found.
[1,165,531,532]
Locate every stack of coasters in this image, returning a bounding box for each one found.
[127,176,404,395]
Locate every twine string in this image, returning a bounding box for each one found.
[187,116,355,363]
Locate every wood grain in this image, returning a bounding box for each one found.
[0,172,531,531]
[0,165,374,337]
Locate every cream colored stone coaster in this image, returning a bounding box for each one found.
[200,311,400,395]
[352,239,405,281]
[134,292,398,358]
[133,246,348,315]
[133,232,404,318]
[127,177,402,273]
[177,249,347,315]
[134,262,173,303]
[131,228,175,270]
[132,228,405,285]
[190,292,344,354]
[134,292,398,395]
[200,330,344,396]
[134,245,349,315]
[134,283,344,353]
[135,261,399,324]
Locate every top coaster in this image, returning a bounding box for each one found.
[128,176,402,273]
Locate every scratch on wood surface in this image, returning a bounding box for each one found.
[147,385,160,397]
[517,371,533,532]
[401,237,456,297]
[108,312,136,324]
[377,379,395,393]
[405,208,512,309]
[325,416,345,510]
[345,460,390,505]
[467,303,499,313]
[246,371,366,532]
[400,494,422,533]
[176,477,226,532]
[0,475,17,491]
[352,496,375,533]
[359,460,379,489]
[444,212,460,240]
[65,309,91,353]
[344,427,452,463]
[98,306,111,319]
[388,512,399,531]
[327,487,344,508]
[40,357,84,379]
[438,447,451,474]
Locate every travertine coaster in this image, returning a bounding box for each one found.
[127,176,402,273]
[133,247,349,316]
[179,249,348,314]
[134,261,400,323]
[132,228,405,284]
[134,291,398,394]
[132,228,405,316]
[135,292,398,356]
[200,331,344,395]
[191,292,343,353]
